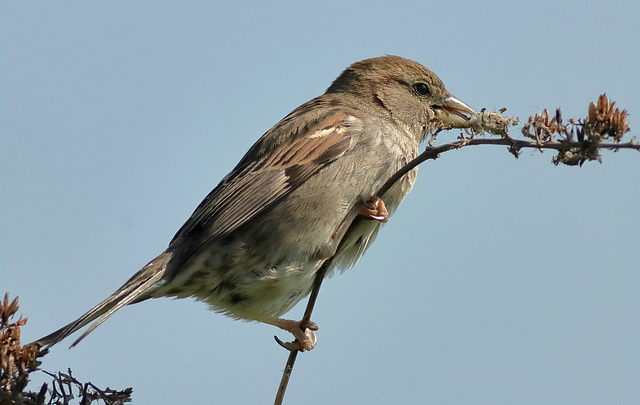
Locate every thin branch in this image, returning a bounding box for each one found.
[380,136,638,197]
[274,259,332,405]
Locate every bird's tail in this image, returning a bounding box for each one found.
[33,251,173,349]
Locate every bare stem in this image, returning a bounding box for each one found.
[274,259,332,405]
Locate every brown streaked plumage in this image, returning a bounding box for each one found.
[34,55,476,351]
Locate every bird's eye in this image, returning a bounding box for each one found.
[413,82,430,96]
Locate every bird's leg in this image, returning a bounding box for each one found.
[331,196,388,243]
[315,196,389,260]
[270,318,319,352]
[358,195,389,223]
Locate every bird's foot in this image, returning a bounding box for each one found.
[359,196,388,222]
[315,195,389,260]
[271,318,318,352]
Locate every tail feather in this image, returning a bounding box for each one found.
[33,251,173,349]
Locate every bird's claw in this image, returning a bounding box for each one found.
[270,319,318,352]
[274,328,317,352]
[361,196,389,223]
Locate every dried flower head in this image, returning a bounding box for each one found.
[522,108,565,144]
[468,109,519,137]
[0,293,45,395]
[584,94,630,142]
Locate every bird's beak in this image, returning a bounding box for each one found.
[434,96,477,128]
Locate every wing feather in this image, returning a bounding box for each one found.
[168,102,359,267]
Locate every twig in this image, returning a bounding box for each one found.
[381,136,639,197]
[273,258,332,405]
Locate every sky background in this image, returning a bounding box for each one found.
[1,2,639,404]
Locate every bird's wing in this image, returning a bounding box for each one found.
[168,98,359,263]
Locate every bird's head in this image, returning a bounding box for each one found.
[326,55,476,141]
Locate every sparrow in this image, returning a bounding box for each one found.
[34,55,476,352]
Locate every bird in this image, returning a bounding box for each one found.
[34,55,477,352]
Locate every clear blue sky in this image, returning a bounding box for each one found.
[2,2,639,404]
